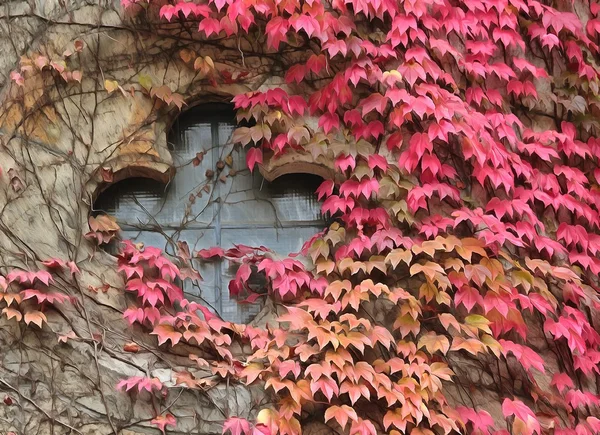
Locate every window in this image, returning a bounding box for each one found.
[93,103,324,323]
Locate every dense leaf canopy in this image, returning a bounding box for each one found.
[7,0,600,433]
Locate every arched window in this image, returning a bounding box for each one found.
[93,103,325,323]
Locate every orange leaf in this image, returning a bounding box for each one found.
[123,342,140,353]
[410,261,445,280]
[451,336,485,355]
[24,310,47,328]
[324,405,358,431]
[438,313,460,332]
[385,248,413,268]
[411,239,445,257]
[393,314,420,337]
[417,332,450,355]
[2,307,22,322]
[151,324,182,346]
[338,331,372,353]
[324,280,351,301]
[456,237,487,262]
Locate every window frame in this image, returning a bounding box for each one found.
[93,103,325,322]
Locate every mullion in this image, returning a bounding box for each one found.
[212,120,224,315]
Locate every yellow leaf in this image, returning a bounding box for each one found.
[419,281,437,303]
[464,314,492,334]
[337,257,353,275]
[204,55,215,69]
[256,408,278,433]
[308,239,329,263]
[436,290,452,306]
[316,260,335,275]
[366,255,386,273]
[325,225,345,246]
[481,333,502,357]
[382,69,402,81]
[104,79,119,94]
[511,269,534,293]
[193,57,206,72]
[138,74,152,91]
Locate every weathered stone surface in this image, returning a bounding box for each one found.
[0,1,273,432]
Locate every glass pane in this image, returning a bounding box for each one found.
[219,171,323,226]
[164,123,216,226]
[177,229,219,312]
[94,124,217,229]
[258,173,323,222]
[94,179,168,228]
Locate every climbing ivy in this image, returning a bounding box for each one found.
[6,0,600,433]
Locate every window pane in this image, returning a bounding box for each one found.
[177,229,219,312]
[94,179,168,227]
[257,173,323,222]
[219,171,324,226]
[163,123,215,226]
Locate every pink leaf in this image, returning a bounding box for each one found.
[223,417,251,435]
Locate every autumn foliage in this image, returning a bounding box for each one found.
[6,0,600,433]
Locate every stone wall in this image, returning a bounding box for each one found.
[0,1,278,433]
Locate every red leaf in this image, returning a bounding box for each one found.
[197,247,225,259]
[117,376,163,393]
[265,17,288,49]
[550,373,574,393]
[246,147,263,173]
[198,18,221,37]
[318,113,340,134]
[457,406,495,433]
[7,269,53,286]
[316,180,334,200]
